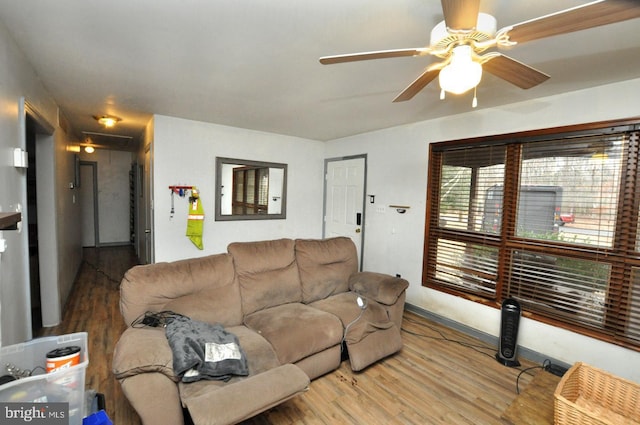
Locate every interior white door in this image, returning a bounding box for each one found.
[324,157,366,268]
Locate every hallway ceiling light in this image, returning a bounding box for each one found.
[84,146,95,153]
[93,114,121,128]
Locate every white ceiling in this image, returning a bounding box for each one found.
[0,0,639,147]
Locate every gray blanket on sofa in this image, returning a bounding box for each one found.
[165,316,249,383]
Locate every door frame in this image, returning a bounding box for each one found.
[80,161,99,247]
[323,154,367,270]
[22,99,58,332]
[142,143,154,264]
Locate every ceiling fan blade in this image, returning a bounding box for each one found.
[504,0,640,44]
[319,48,430,65]
[393,64,444,102]
[441,0,481,31]
[481,53,550,89]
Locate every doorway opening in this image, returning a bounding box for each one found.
[25,115,41,333]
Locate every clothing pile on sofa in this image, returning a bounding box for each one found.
[165,315,248,382]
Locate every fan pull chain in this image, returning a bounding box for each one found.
[440,89,445,100]
[472,87,478,108]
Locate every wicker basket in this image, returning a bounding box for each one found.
[554,362,640,425]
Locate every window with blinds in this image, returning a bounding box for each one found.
[424,122,640,351]
[232,166,270,214]
[428,146,505,298]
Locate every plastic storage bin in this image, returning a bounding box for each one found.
[0,332,88,425]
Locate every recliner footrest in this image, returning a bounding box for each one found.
[181,364,310,425]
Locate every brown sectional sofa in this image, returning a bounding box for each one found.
[112,237,409,425]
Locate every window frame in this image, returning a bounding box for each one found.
[423,118,640,351]
[232,166,269,215]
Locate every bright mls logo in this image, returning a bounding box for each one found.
[1,403,67,424]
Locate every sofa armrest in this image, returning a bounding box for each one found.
[120,372,185,425]
[349,272,409,306]
[113,327,178,382]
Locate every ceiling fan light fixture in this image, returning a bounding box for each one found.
[476,13,497,36]
[430,13,497,46]
[94,114,121,128]
[439,45,482,95]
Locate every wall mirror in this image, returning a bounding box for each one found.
[215,157,287,221]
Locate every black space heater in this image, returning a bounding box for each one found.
[495,298,521,367]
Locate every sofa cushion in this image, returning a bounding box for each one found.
[120,253,242,327]
[226,325,281,375]
[228,239,301,315]
[243,303,343,365]
[295,237,358,304]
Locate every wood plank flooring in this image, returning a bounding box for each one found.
[38,246,140,424]
[38,245,542,425]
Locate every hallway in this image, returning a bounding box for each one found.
[38,245,141,424]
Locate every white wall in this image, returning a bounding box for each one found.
[80,149,135,245]
[151,115,325,262]
[50,125,83,327]
[0,20,81,343]
[326,78,640,383]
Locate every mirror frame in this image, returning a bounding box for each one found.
[215,157,288,221]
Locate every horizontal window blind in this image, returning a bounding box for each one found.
[518,136,624,247]
[439,146,506,234]
[507,249,609,329]
[507,136,625,331]
[625,268,640,343]
[434,239,498,297]
[426,146,505,298]
[424,125,640,351]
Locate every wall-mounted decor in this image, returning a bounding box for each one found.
[215,157,287,221]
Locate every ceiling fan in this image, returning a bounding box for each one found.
[319,0,640,106]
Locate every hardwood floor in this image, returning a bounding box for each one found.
[38,246,141,425]
[39,245,541,425]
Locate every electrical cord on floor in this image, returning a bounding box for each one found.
[82,259,121,284]
[401,315,497,360]
[515,362,547,394]
[403,315,559,394]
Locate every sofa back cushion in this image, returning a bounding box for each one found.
[120,253,242,327]
[295,237,358,303]
[228,238,302,316]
